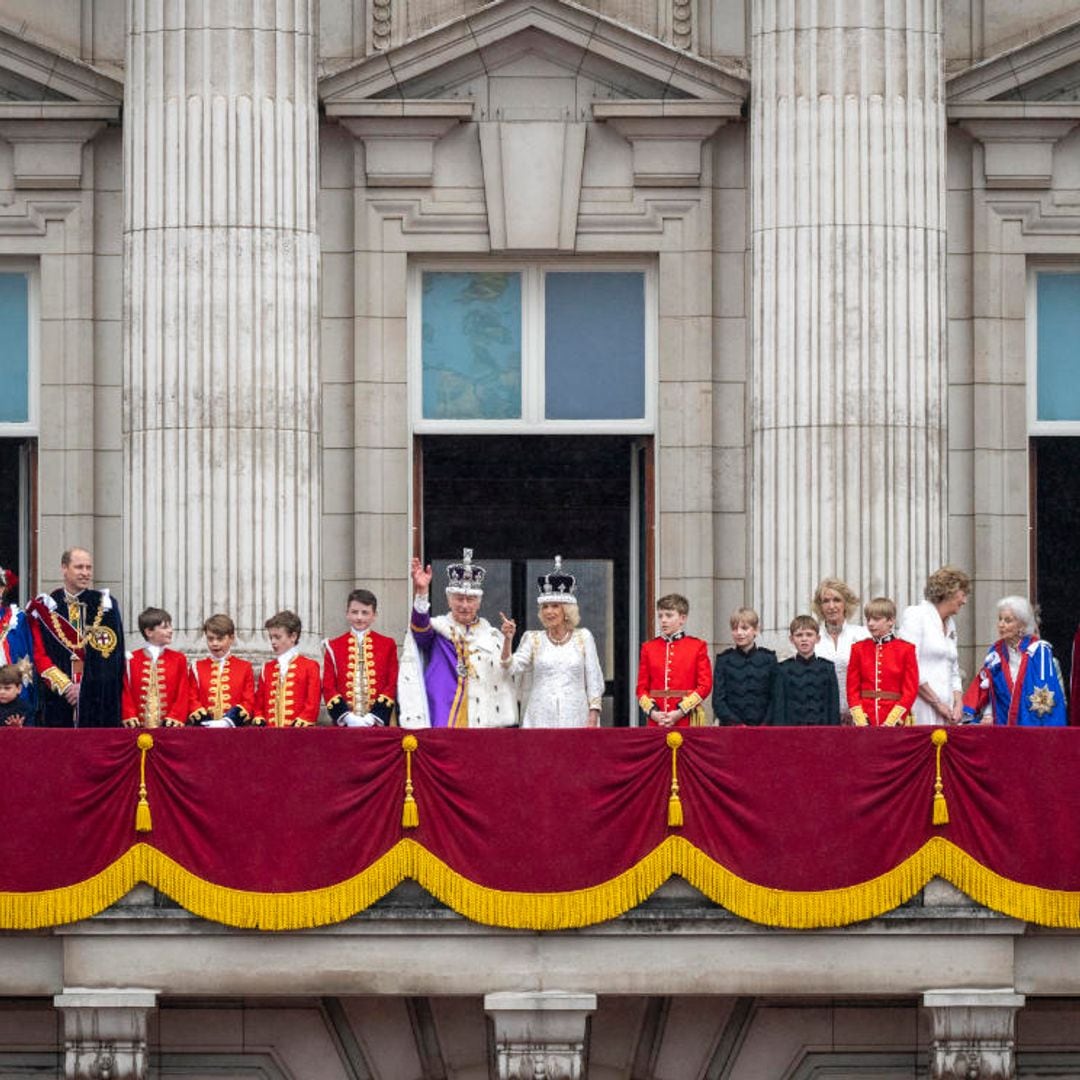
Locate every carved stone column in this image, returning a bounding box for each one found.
[54,989,157,1080]
[923,989,1025,1080]
[123,3,320,650]
[750,0,947,635]
[485,991,596,1080]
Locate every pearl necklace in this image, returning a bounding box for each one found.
[546,628,573,646]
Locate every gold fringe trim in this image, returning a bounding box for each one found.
[4,836,1080,931]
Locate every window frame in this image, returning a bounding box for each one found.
[408,258,657,434]
[0,260,39,438]
[1027,262,1080,435]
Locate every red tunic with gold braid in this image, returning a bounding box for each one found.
[121,647,193,728]
[845,634,919,727]
[189,655,256,725]
[253,654,321,727]
[321,629,399,725]
[636,633,713,727]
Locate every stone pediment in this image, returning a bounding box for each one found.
[319,0,748,111]
[0,21,122,103]
[947,17,1080,104]
[947,18,1080,190]
[0,25,121,189]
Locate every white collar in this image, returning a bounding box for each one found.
[145,644,164,662]
[276,646,299,670]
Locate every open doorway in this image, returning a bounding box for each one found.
[417,435,652,725]
[0,439,35,603]
[1032,436,1080,689]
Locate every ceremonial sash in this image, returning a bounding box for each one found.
[27,596,86,664]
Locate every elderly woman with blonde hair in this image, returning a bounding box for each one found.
[962,596,1067,726]
[500,557,604,728]
[812,577,870,722]
[898,565,970,726]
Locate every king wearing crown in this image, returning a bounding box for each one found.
[397,549,518,728]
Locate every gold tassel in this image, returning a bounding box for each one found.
[666,731,684,827]
[931,728,949,826]
[401,734,419,829]
[135,733,154,833]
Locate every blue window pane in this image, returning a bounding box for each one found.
[0,274,29,424]
[545,272,645,420]
[1037,273,1080,422]
[422,272,522,420]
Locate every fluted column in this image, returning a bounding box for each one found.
[750,1,947,635]
[123,1,320,650]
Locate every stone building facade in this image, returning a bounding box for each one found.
[1,0,1080,1076]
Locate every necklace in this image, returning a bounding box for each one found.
[547,628,573,646]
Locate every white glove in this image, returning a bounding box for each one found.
[341,713,378,728]
[202,718,233,729]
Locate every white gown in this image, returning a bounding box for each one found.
[898,600,961,726]
[508,628,605,729]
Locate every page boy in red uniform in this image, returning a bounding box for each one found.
[122,607,192,728]
[189,613,256,727]
[636,593,712,727]
[846,597,919,727]
[253,610,321,727]
[322,589,398,727]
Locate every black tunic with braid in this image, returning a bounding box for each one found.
[711,645,777,726]
[773,654,840,726]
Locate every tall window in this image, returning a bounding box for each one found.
[1029,268,1080,432]
[0,270,34,434]
[411,262,654,433]
[0,264,37,596]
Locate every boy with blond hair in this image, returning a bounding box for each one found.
[846,598,919,726]
[712,607,777,726]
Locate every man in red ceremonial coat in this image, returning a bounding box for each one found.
[122,607,191,727]
[253,610,321,727]
[846,598,919,727]
[322,589,398,726]
[189,613,255,726]
[636,593,712,727]
[29,547,125,727]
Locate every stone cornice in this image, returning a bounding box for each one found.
[948,101,1080,120]
[0,103,120,121]
[325,100,474,120]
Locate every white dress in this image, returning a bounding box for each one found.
[815,620,871,717]
[898,600,961,727]
[508,628,605,729]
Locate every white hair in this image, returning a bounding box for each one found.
[997,596,1037,635]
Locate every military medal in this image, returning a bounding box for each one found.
[1028,685,1056,717]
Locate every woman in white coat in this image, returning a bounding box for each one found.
[898,565,970,726]
[500,557,604,728]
